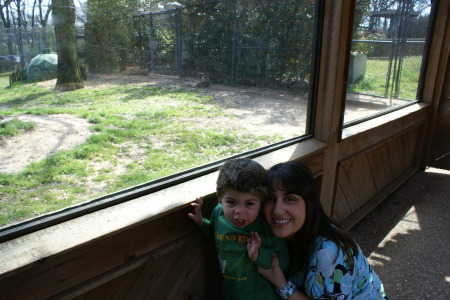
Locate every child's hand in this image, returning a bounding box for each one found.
[247,231,261,262]
[187,197,204,225]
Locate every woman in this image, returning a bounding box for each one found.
[258,161,387,300]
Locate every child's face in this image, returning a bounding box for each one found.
[221,189,261,228]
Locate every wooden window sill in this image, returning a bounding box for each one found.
[342,103,430,140]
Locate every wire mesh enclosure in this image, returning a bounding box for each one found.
[0,27,85,74]
[135,9,182,76]
[133,0,316,90]
[231,0,314,89]
[0,28,57,73]
[348,39,425,101]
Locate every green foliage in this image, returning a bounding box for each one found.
[351,0,375,55]
[351,37,376,55]
[406,15,431,38]
[353,0,372,31]
[134,0,316,88]
[86,0,139,73]
[220,0,315,87]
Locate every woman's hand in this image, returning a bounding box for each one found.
[187,197,204,225]
[259,253,311,300]
[257,253,288,289]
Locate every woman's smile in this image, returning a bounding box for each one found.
[264,190,306,239]
[272,218,291,225]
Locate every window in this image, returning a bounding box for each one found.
[0,1,320,232]
[344,0,433,125]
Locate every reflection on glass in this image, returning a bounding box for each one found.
[0,0,317,228]
[344,0,432,124]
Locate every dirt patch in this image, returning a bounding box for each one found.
[0,114,91,173]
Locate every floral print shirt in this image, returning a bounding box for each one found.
[289,236,387,300]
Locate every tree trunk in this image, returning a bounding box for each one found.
[52,0,83,91]
[1,2,18,70]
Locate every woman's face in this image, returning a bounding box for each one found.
[263,189,306,239]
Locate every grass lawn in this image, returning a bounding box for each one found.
[0,73,281,227]
[348,56,422,100]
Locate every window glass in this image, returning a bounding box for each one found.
[0,0,318,228]
[344,0,432,125]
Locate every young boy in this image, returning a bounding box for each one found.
[188,158,289,300]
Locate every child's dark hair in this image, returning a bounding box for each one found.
[267,161,357,275]
[216,158,268,201]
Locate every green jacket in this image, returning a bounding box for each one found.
[199,204,290,300]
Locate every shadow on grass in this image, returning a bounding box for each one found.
[1,91,56,107]
[119,85,198,102]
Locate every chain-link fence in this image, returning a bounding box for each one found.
[134,9,182,76]
[1,1,428,99]
[0,27,85,74]
[134,0,316,90]
[0,28,54,73]
[348,38,426,100]
[2,1,315,92]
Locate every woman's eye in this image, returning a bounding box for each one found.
[285,197,296,203]
[245,202,255,207]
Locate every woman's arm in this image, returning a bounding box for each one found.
[257,253,311,300]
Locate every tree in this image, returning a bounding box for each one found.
[52,0,83,91]
[31,0,53,50]
[0,0,15,58]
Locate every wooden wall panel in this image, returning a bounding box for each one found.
[429,96,450,169]
[70,234,220,300]
[0,208,220,300]
[429,59,450,169]
[333,126,421,221]
[364,149,389,191]
[420,0,450,168]
[90,265,145,299]
[333,181,354,223]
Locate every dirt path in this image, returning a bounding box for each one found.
[0,114,91,173]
